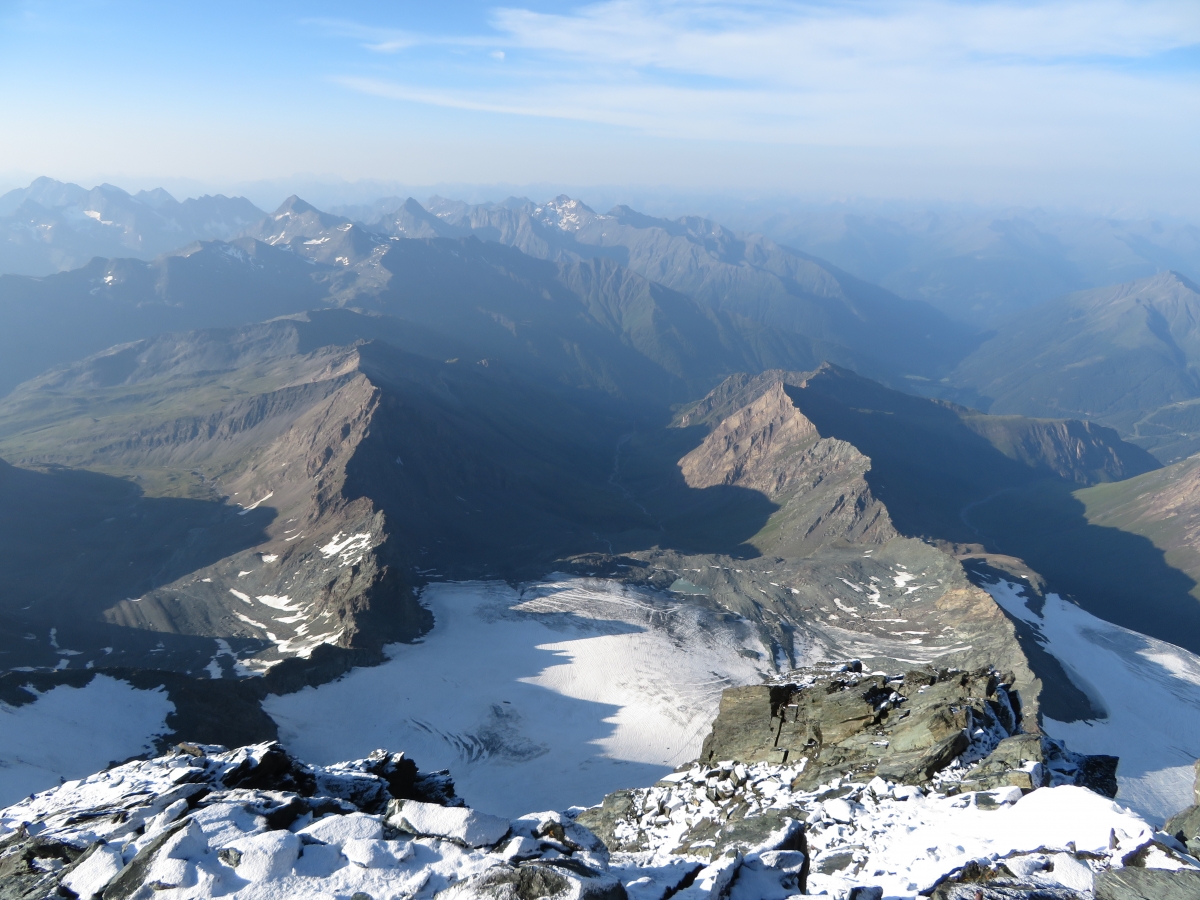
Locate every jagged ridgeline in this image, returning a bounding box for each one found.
[4,189,1200,900]
[0,313,1154,692]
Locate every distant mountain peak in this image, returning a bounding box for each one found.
[1145,269,1199,293]
[273,195,318,218]
[134,187,179,210]
[534,195,602,231]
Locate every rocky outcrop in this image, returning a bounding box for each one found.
[1164,758,1200,856]
[696,662,1114,796]
[0,742,461,900]
[678,380,895,555]
[0,743,810,900]
[679,381,821,492]
[0,733,1186,900]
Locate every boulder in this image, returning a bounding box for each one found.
[389,799,511,848]
[297,811,385,846]
[1163,757,1200,855]
[59,843,123,900]
[958,734,1049,794]
[671,810,806,864]
[1165,804,1200,857]
[573,791,640,853]
[933,886,1084,899]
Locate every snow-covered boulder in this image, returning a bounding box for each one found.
[389,799,511,848]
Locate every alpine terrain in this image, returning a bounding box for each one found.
[1,182,1200,900]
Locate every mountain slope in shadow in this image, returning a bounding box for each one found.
[950,271,1200,462]
[673,363,1200,654]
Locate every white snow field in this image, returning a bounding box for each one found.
[264,578,773,817]
[984,578,1200,821]
[0,674,174,807]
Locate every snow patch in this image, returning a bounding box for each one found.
[983,578,1200,820]
[0,676,174,807]
[237,491,273,514]
[318,531,373,565]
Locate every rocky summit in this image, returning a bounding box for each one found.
[3,664,1198,900]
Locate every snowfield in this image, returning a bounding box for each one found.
[264,578,773,817]
[0,674,174,806]
[983,577,1200,821]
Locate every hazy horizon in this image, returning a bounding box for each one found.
[2,0,1197,214]
[4,174,1199,230]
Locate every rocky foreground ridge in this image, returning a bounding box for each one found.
[4,663,1199,900]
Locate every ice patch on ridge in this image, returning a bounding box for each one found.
[318,531,373,565]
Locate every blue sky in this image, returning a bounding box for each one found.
[1,0,1197,210]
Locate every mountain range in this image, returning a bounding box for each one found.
[705,200,1200,327]
[4,178,1200,835]
[0,177,263,276]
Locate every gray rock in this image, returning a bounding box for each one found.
[101,818,192,900]
[0,833,86,900]
[697,666,1020,790]
[671,810,806,864]
[933,886,1084,899]
[436,861,627,900]
[1094,866,1200,900]
[958,734,1049,794]
[573,791,640,853]
[1165,804,1200,856]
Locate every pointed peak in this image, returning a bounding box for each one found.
[273,195,318,217]
[397,197,441,222]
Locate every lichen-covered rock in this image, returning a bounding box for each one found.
[697,664,1017,789]
[695,663,1119,798]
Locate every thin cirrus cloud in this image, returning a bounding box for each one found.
[313,0,1200,149]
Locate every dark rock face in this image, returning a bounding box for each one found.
[1094,865,1200,900]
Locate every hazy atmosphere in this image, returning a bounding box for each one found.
[2,0,1198,211]
[4,4,1200,899]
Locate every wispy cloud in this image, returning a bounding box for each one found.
[316,0,1199,151]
